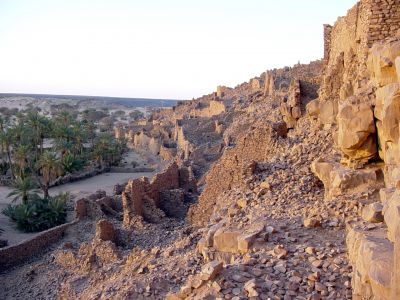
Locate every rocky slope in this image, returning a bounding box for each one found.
[1,0,400,299]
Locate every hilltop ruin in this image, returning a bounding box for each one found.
[1,0,400,299]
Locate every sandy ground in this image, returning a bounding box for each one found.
[0,150,161,246]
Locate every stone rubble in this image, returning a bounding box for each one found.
[1,1,400,299]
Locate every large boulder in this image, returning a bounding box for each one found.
[337,101,377,167]
[396,57,400,83]
[319,99,337,125]
[311,159,384,200]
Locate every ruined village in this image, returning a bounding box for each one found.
[1,0,400,299]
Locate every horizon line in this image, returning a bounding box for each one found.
[0,92,183,102]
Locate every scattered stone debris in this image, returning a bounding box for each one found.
[1,1,400,299]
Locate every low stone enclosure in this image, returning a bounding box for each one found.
[0,162,196,272]
[0,221,78,271]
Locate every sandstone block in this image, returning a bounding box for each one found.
[213,228,241,253]
[237,222,265,253]
[319,100,337,125]
[346,225,393,299]
[383,193,400,242]
[362,202,384,223]
[311,160,384,200]
[236,199,248,209]
[200,260,223,281]
[244,279,259,297]
[396,56,400,83]
[303,218,321,228]
[374,84,400,164]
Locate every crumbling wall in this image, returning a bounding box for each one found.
[190,100,233,118]
[316,0,400,128]
[159,145,177,161]
[280,79,302,128]
[133,131,161,155]
[122,163,195,226]
[188,123,284,226]
[250,78,263,91]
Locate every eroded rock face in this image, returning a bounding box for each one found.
[368,40,400,88]
[383,190,400,243]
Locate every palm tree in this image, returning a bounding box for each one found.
[7,176,40,204]
[26,111,52,158]
[0,130,14,178]
[37,151,62,198]
[71,124,87,156]
[13,145,31,178]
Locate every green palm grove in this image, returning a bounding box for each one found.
[1,108,127,232]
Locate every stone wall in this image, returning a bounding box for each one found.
[190,100,233,118]
[317,0,400,126]
[0,220,78,271]
[323,24,332,63]
[159,145,177,161]
[188,122,284,226]
[132,131,161,155]
[367,0,400,47]
[122,162,195,226]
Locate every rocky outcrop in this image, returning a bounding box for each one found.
[307,2,400,298]
[336,100,377,167]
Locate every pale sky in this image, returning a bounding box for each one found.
[0,0,358,100]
